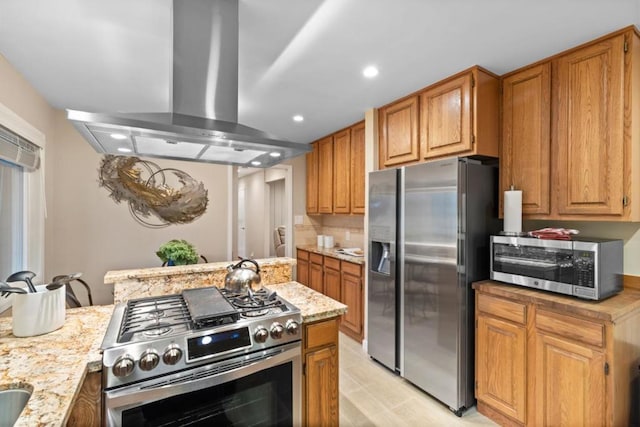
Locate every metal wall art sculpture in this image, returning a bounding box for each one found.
[98,155,208,228]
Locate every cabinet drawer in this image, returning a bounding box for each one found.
[297,249,310,261]
[341,261,361,277]
[324,256,340,271]
[535,309,605,348]
[477,293,526,325]
[310,253,324,265]
[305,319,338,350]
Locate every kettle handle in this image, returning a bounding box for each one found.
[233,258,261,273]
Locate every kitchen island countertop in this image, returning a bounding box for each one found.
[0,281,345,426]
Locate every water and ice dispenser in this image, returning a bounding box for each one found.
[370,241,391,275]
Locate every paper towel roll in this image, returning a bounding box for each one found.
[504,190,523,233]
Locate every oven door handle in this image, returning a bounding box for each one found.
[104,342,301,412]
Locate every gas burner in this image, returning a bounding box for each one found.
[143,324,173,337]
[145,309,166,320]
[242,308,271,318]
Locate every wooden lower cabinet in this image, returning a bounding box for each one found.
[474,281,640,427]
[297,249,310,286]
[476,314,526,424]
[323,257,341,302]
[67,370,102,426]
[534,332,605,426]
[302,318,339,427]
[297,250,365,343]
[340,261,364,342]
[309,253,324,294]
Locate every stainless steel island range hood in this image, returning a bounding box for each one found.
[67,0,310,167]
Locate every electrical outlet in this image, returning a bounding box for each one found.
[294,215,303,225]
[346,231,351,241]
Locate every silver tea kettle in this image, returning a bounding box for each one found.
[224,259,262,293]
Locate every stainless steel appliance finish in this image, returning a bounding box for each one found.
[101,286,302,426]
[490,235,623,300]
[367,158,498,415]
[67,0,310,167]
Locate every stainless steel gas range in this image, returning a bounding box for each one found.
[100,286,302,427]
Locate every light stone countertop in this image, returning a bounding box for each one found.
[267,281,347,323]
[297,245,366,265]
[0,281,344,426]
[0,304,114,427]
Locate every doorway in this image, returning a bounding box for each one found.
[233,165,292,260]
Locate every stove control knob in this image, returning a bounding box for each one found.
[270,323,284,339]
[254,327,269,343]
[112,355,135,377]
[285,319,300,336]
[163,345,183,365]
[139,349,160,371]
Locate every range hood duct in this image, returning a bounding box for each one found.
[67,0,310,167]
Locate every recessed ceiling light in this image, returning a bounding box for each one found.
[117,147,132,153]
[293,115,304,122]
[251,161,262,166]
[110,133,127,140]
[269,152,282,158]
[363,65,379,78]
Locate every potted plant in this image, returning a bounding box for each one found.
[156,239,199,266]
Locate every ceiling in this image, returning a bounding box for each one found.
[0,0,638,147]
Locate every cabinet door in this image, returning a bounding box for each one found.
[317,136,334,214]
[324,267,341,301]
[554,34,625,216]
[350,122,366,214]
[306,143,319,214]
[534,332,606,426]
[305,345,339,427]
[476,314,526,424]
[379,96,419,168]
[332,129,351,214]
[341,269,363,341]
[502,63,551,215]
[420,72,472,159]
[309,262,324,294]
[297,251,310,286]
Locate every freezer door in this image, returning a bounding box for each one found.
[401,159,459,408]
[367,168,397,371]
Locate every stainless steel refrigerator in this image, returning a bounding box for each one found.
[367,157,498,415]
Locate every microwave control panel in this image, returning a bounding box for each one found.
[573,250,595,288]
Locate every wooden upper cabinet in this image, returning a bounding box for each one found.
[420,72,472,158]
[350,121,366,214]
[306,143,319,214]
[554,33,626,217]
[379,96,419,168]
[421,67,499,161]
[501,62,552,216]
[305,120,365,215]
[317,136,334,214]
[332,129,351,214]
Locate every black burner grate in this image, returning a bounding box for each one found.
[119,294,191,343]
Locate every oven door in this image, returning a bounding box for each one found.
[104,342,301,427]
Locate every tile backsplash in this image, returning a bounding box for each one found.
[294,214,364,249]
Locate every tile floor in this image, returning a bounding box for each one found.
[338,333,497,426]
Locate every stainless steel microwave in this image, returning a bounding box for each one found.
[490,235,623,300]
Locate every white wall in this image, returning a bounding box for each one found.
[49,112,231,304]
[238,170,266,259]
